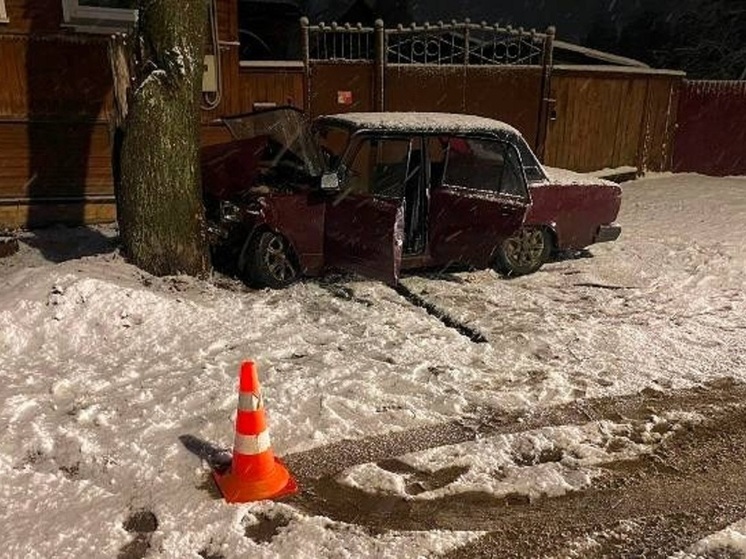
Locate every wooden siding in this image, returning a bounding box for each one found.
[0,33,112,121]
[0,121,113,198]
[237,67,304,112]
[0,0,277,228]
[3,0,64,33]
[200,124,234,147]
[545,67,682,173]
[0,199,116,229]
[0,120,259,228]
[201,0,241,119]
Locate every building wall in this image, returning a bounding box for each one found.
[0,0,305,228]
[0,0,114,227]
[3,0,66,32]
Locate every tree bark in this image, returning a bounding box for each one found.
[114,0,211,277]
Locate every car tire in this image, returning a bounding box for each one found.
[494,227,552,277]
[241,231,300,288]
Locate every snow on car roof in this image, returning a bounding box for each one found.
[318,112,521,136]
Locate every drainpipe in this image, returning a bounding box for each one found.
[374,19,385,112]
[301,17,311,116]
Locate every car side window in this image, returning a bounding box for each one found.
[315,123,351,170]
[438,136,528,200]
[342,137,414,199]
[502,147,528,198]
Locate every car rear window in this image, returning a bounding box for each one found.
[515,138,547,182]
[433,136,529,200]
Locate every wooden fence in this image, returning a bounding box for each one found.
[545,66,683,173]
[302,21,686,175]
[673,80,746,177]
[0,2,707,230]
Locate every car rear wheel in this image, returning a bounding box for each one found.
[495,227,551,277]
[241,231,300,288]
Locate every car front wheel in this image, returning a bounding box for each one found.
[495,227,551,277]
[241,231,300,288]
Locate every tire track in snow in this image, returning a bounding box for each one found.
[284,379,746,558]
[393,283,489,344]
[444,402,746,558]
[284,378,745,481]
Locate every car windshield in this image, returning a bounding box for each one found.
[313,122,352,171]
[222,108,325,178]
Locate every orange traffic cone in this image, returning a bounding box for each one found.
[213,361,298,503]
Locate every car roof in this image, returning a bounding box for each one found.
[316,112,521,137]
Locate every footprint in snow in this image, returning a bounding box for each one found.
[117,510,158,559]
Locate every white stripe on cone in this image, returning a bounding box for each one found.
[234,430,272,455]
[238,392,263,411]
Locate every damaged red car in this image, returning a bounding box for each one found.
[201,107,621,288]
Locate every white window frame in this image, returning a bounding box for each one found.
[61,0,137,34]
[1,0,9,24]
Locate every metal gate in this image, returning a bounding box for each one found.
[301,18,555,155]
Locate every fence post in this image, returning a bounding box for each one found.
[375,19,385,112]
[535,25,555,161]
[463,18,470,66]
[300,16,311,116]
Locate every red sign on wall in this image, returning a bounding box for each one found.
[337,91,353,105]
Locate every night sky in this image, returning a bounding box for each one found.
[243,0,745,78]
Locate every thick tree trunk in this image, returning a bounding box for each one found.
[115,0,211,277]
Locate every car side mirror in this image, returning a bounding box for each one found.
[320,170,341,192]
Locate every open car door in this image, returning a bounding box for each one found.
[428,136,530,268]
[324,194,404,285]
[323,135,414,285]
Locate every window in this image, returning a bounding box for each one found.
[0,0,8,24]
[343,137,414,198]
[515,137,547,183]
[439,137,528,199]
[61,0,136,33]
[238,1,302,63]
[315,123,352,171]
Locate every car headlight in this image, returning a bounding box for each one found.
[219,201,242,223]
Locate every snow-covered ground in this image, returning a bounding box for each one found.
[0,173,744,558]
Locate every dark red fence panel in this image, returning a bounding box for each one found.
[673,80,746,176]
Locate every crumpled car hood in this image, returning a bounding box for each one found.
[201,107,324,199]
